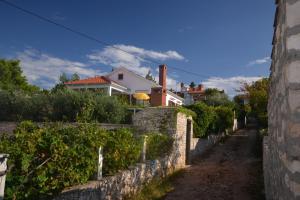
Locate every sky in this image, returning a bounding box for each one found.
[0,0,276,96]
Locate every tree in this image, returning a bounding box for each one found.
[52,73,80,92]
[145,70,155,82]
[239,78,269,128]
[190,81,196,88]
[71,73,80,81]
[0,59,39,92]
[204,88,232,107]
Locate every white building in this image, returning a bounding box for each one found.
[65,65,183,106]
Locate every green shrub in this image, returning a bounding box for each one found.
[214,106,234,133]
[0,123,144,199]
[146,133,174,160]
[93,95,127,124]
[103,128,142,175]
[185,102,216,138]
[0,121,108,199]
[0,89,129,124]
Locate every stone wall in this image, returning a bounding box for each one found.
[54,157,174,200]
[190,133,225,159]
[132,107,193,167]
[264,0,300,199]
[54,108,193,200]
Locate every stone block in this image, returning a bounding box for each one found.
[287,1,300,28]
[287,33,300,50]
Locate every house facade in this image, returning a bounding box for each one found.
[65,65,183,106]
[179,84,206,105]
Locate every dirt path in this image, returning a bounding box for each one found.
[164,128,265,200]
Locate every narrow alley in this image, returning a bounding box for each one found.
[165,128,264,200]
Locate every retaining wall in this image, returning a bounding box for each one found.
[190,133,225,159]
[54,108,193,200]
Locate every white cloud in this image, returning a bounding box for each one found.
[202,76,264,97]
[248,57,271,66]
[87,44,185,76]
[17,48,101,89]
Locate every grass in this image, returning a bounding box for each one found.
[126,170,184,200]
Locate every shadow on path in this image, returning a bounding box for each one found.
[164,128,265,200]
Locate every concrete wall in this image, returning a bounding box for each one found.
[264,0,300,199]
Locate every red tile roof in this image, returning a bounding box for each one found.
[188,90,205,94]
[65,76,111,85]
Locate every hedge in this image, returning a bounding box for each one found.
[0,89,128,123]
[185,102,234,138]
[0,122,174,200]
[0,122,143,199]
[145,133,174,160]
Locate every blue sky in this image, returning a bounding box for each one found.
[0,0,275,96]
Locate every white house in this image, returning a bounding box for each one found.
[65,65,183,106]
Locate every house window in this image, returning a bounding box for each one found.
[118,73,123,80]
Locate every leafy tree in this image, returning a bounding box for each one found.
[185,102,216,137]
[145,70,155,82]
[189,81,196,89]
[0,59,39,92]
[204,88,233,107]
[239,78,269,128]
[52,73,79,92]
[71,73,80,81]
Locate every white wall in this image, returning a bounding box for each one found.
[107,69,157,94]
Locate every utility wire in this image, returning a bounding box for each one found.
[0,0,211,79]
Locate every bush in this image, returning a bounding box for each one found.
[185,102,234,138]
[0,122,107,199]
[145,133,174,160]
[93,95,127,124]
[0,123,144,199]
[103,128,142,175]
[0,89,128,124]
[214,106,234,133]
[185,102,216,138]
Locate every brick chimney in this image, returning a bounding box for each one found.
[159,64,167,89]
[150,64,167,106]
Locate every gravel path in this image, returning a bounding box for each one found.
[164,128,265,200]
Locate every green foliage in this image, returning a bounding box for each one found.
[0,59,39,92]
[92,95,127,124]
[189,81,196,88]
[52,73,81,92]
[203,88,233,107]
[0,123,145,199]
[145,70,155,82]
[0,122,107,199]
[186,102,216,138]
[126,170,183,200]
[214,106,234,133]
[239,78,269,128]
[186,102,234,138]
[175,107,196,118]
[146,133,174,160]
[0,89,128,123]
[103,129,142,175]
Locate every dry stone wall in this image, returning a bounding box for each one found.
[54,108,193,200]
[264,0,300,199]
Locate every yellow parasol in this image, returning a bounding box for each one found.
[133,93,150,100]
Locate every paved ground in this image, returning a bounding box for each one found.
[164,128,265,200]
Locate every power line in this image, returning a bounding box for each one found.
[0,0,211,79]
